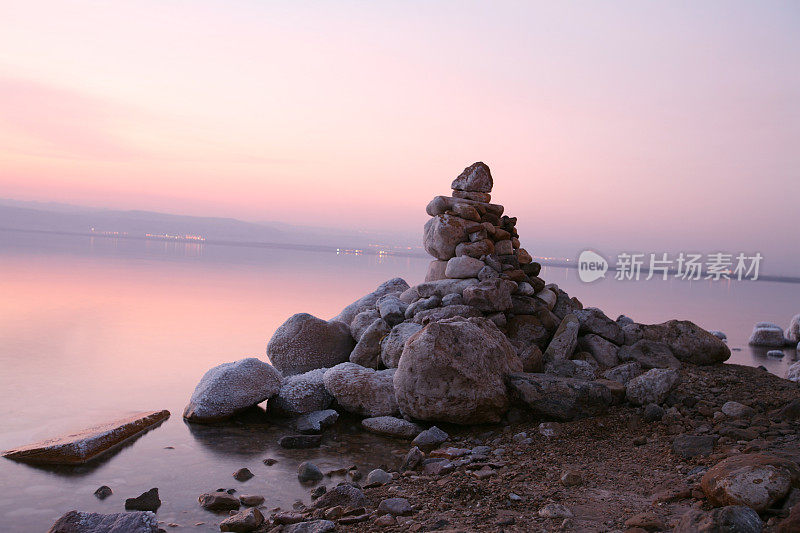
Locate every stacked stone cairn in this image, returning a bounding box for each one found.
[183,162,732,438]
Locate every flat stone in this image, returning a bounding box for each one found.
[295,409,338,434]
[361,417,423,439]
[47,510,159,533]
[3,410,170,465]
[282,520,336,533]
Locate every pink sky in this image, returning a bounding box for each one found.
[1,2,799,270]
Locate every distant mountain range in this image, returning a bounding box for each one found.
[0,198,422,254]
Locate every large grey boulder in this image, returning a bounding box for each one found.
[787,314,800,343]
[323,363,398,416]
[675,506,762,533]
[48,510,159,533]
[543,314,580,362]
[270,368,332,416]
[507,373,613,420]
[184,358,282,423]
[701,453,800,512]
[423,214,472,260]
[394,317,522,424]
[625,368,679,406]
[332,278,410,326]
[267,313,355,376]
[749,323,789,348]
[639,320,730,364]
[450,161,493,192]
[618,340,681,369]
[381,322,423,368]
[349,318,391,369]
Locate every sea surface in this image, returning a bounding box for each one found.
[0,230,798,531]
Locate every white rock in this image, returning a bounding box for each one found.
[267,313,355,376]
[534,289,557,310]
[270,368,332,416]
[323,363,398,416]
[748,324,788,347]
[625,368,680,406]
[184,358,282,422]
[787,314,800,343]
[444,256,485,279]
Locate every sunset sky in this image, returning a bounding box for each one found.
[1,1,798,271]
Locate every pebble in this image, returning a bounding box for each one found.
[93,485,112,500]
[365,468,392,487]
[239,494,265,506]
[298,461,323,482]
[124,488,160,512]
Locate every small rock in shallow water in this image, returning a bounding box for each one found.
[233,468,254,482]
[298,461,323,482]
[125,488,160,512]
[94,485,112,499]
[219,507,263,532]
[238,494,264,506]
[768,349,785,358]
[198,491,240,511]
[263,458,277,466]
[295,409,338,434]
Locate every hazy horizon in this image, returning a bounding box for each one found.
[1,1,798,272]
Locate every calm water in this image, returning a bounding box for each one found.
[0,230,798,531]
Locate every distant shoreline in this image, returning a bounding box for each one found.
[2,226,798,284]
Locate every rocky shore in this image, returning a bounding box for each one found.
[42,163,800,532]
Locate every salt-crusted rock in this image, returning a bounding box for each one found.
[462,278,516,312]
[602,362,642,384]
[425,259,448,282]
[394,317,521,424]
[638,320,730,364]
[507,315,551,351]
[618,339,681,369]
[295,409,338,434]
[450,161,493,192]
[574,307,624,344]
[377,295,407,326]
[267,314,355,376]
[543,314,580,362]
[423,214,472,260]
[323,363,398,416]
[787,314,800,343]
[709,330,727,341]
[349,318,391,369]
[361,416,423,439]
[47,510,160,533]
[578,334,619,368]
[534,289,557,310]
[442,293,463,306]
[333,278,410,326]
[507,373,613,421]
[415,278,479,299]
[544,359,596,380]
[701,453,800,512]
[787,361,800,383]
[675,506,762,533]
[625,368,679,406]
[270,368,332,416]
[749,324,789,348]
[404,296,441,319]
[411,304,481,325]
[381,322,423,368]
[412,426,449,451]
[445,256,485,278]
[350,309,380,340]
[184,358,282,422]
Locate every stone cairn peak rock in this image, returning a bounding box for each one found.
[422,161,544,325]
[183,161,731,429]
